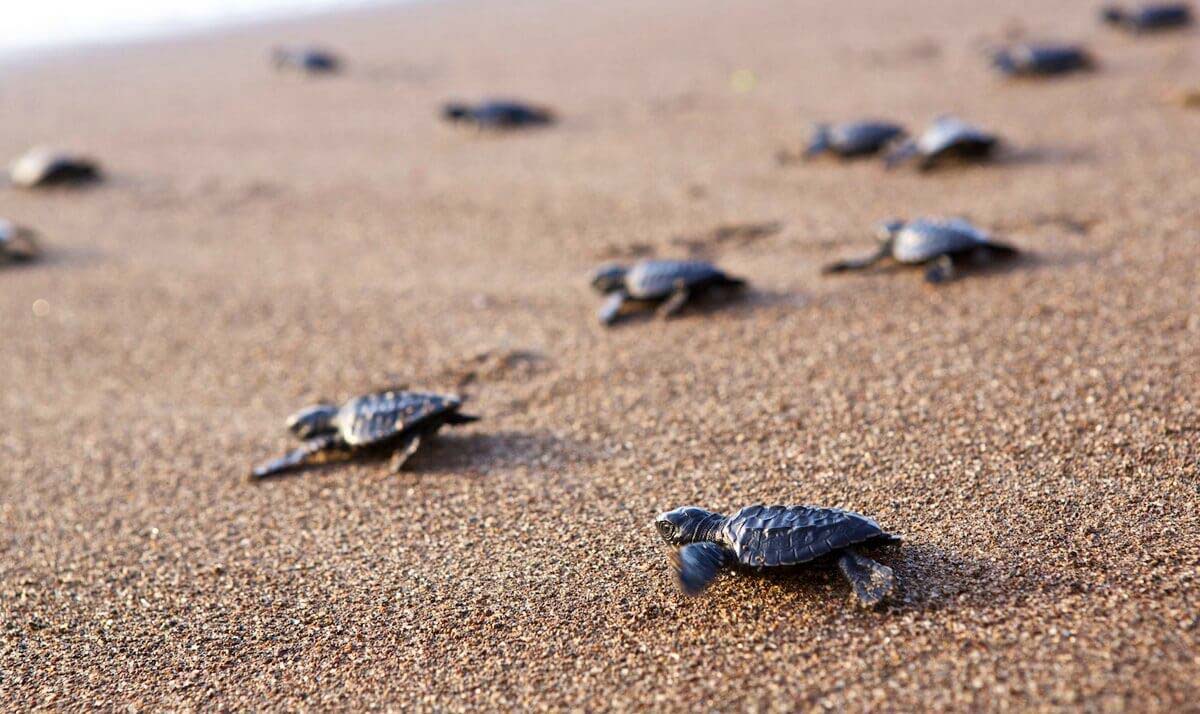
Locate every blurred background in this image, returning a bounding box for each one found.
[1,0,378,55]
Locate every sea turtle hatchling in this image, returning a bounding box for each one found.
[590,259,747,325]
[823,217,1018,283]
[441,100,556,129]
[884,116,998,170]
[991,43,1094,77]
[271,46,341,74]
[0,220,40,263]
[804,120,907,160]
[1102,3,1192,31]
[9,148,101,188]
[655,505,902,607]
[251,389,479,479]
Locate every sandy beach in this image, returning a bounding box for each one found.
[2,0,1198,709]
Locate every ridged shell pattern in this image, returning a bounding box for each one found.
[337,391,458,446]
[721,505,887,568]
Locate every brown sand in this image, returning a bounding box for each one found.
[1,0,1198,709]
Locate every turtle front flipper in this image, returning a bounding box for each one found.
[598,291,628,325]
[669,542,729,596]
[251,434,341,480]
[923,254,956,284]
[836,549,896,608]
[822,243,891,274]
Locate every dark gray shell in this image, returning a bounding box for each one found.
[335,390,462,447]
[992,44,1092,76]
[823,121,906,156]
[1103,4,1192,31]
[720,504,893,568]
[891,218,994,264]
[10,149,101,188]
[624,260,728,299]
[916,117,997,157]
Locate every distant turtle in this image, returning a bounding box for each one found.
[590,259,747,325]
[1102,3,1192,31]
[991,44,1094,77]
[441,100,555,129]
[884,116,998,170]
[9,148,101,188]
[824,217,1018,283]
[804,120,907,159]
[655,504,902,607]
[251,389,479,479]
[0,220,39,263]
[272,46,341,74]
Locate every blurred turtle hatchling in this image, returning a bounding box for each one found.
[0,220,39,264]
[590,259,747,325]
[252,389,479,479]
[441,99,556,129]
[655,504,902,607]
[10,148,101,188]
[1102,3,1192,31]
[991,43,1095,77]
[884,116,999,170]
[272,46,341,74]
[803,119,907,160]
[823,217,1018,284]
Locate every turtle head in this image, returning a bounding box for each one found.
[655,507,721,546]
[286,403,339,438]
[590,263,628,294]
[876,219,904,245]
[442,102,471,121]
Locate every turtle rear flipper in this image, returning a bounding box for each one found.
[883,139,919,169]
[656,280,691,319]
[836,549,895,608]
[251,433,341,480]
[670,542,728,596]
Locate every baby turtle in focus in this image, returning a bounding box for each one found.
[656,505,902,607]
[991,44,1094,77]
[9,148,101,188]
[0,220,40,263]
[441,100,556,129]
[591,259,747,325]
[823,217,1018,283]
[884,116,998,170]
[251,389,479,479]
[272,46,341,74]
[804,120,907,160]
[1102,3,1192,31]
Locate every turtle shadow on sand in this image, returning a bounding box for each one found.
[883,543,1058,614]
[598,287,753,326]
[1018,248,1107,273]
[993,145,1095,168]
[251,429,590,480]
[741,543,1049,614]
[409,429,595,474]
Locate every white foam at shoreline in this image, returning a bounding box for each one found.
[0,0,392,55]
